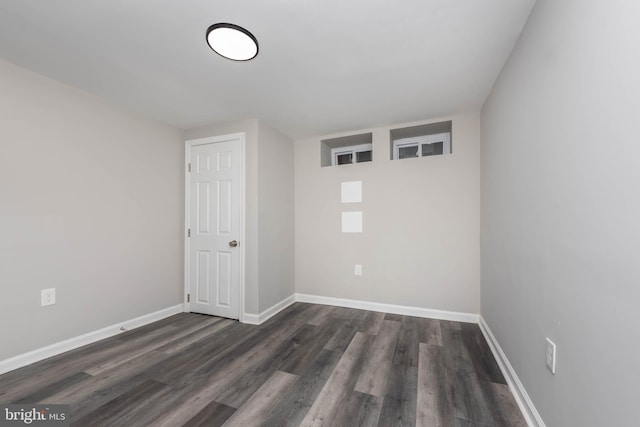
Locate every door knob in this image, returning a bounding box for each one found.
[229,240,238,247]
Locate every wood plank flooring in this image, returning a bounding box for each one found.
[0,303,526,426]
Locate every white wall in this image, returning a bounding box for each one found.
[0,59,184,360]
[295,114,480,314]
[481,1,640,425]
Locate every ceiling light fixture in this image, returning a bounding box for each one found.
[206,23,259,61]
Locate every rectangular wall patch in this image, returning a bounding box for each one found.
[341,181,362,203]
[341,211,363,233]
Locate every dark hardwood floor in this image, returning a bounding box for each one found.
[0,303,526,426]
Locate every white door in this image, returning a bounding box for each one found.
[186,134,244,319]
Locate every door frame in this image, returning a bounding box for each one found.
[183,132,246,322]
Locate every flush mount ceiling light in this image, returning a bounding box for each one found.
[206,23,258,61]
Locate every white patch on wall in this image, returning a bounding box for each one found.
[341,181,362,203]
[341,211,363,233]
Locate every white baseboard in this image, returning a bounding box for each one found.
[0,304,184,376]
[241,312,260,325]
[294,293,479,323]
[241,293,478,326]
[242,294,296,325]
[478,316,545,427]
[240,313,260,325]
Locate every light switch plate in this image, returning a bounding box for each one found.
[545,337,556,374]
[41,288,56,307]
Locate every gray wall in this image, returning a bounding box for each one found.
[295,114,480,314]
[0,60,184,360]
[257,122,295,311]
[184,119,295,315]
[481,1,640,425]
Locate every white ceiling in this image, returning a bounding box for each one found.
[0,0,535,139]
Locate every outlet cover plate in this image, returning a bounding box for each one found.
[355,264,362,276]
[41,288,56,307]
[545,337,556,374]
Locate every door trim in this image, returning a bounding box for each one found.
[184,133,246,322]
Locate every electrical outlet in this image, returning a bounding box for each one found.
[41,288,56,307]
[355,264,362,276]
[545,338,556,374]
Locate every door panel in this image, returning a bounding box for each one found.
[187,136,242,318]
[196,250,211,304]
[196,182,211,234]
[217,180,232,233]
[217,251,232,307]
